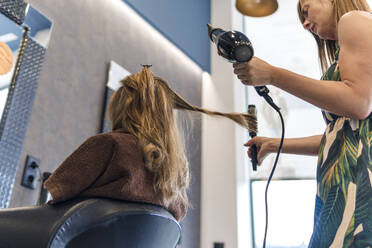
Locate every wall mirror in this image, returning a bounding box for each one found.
[0,1,53,208]
[0,5,52,139]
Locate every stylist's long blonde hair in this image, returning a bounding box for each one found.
[297,0,371,73]
[107,67,256,209]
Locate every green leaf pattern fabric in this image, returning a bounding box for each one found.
[309,48,372,247]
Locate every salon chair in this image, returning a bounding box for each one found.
[0,197,181,248]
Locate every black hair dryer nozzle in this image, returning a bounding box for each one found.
[207,24,254,63]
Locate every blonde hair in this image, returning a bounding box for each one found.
[297,0,371,73]
[107,67,256,209]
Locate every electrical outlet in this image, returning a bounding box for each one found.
[21,155,40,189]
[214,242,225,248]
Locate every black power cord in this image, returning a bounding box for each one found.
[258,95,285,248]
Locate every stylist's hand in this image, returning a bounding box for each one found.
[233,57,275,86]
[244,136,277,165]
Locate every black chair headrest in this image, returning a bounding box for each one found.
[0,198,181,248]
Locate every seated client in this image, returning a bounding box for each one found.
[44,66,256,221]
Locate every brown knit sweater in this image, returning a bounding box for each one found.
[44,131,186,221]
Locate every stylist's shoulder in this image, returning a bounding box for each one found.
[338,10,372,43]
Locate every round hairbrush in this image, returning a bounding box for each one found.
[248,104,258,171]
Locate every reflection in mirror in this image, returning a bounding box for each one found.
[0,13,23,120]
[24,6,52,48]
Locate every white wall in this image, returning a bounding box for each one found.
[201,1,252,247]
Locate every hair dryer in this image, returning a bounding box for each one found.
[207,24,279,111]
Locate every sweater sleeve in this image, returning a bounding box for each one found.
[44,134,115,203]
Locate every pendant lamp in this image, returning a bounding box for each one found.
[236,0,279,17]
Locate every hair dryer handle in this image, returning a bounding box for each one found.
[254,86,269,96]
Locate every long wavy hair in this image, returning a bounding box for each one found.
[107,67,256,209]
[297,0,371,73]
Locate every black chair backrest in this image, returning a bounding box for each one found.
[0,198,181,248]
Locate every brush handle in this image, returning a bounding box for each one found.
[251,144,258,171]
[249,132,258,171]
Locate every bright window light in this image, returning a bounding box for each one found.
[251,179,316,248]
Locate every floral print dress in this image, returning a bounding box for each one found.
[309,48,372,248]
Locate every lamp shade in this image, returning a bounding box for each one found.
[236,0,278,17]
